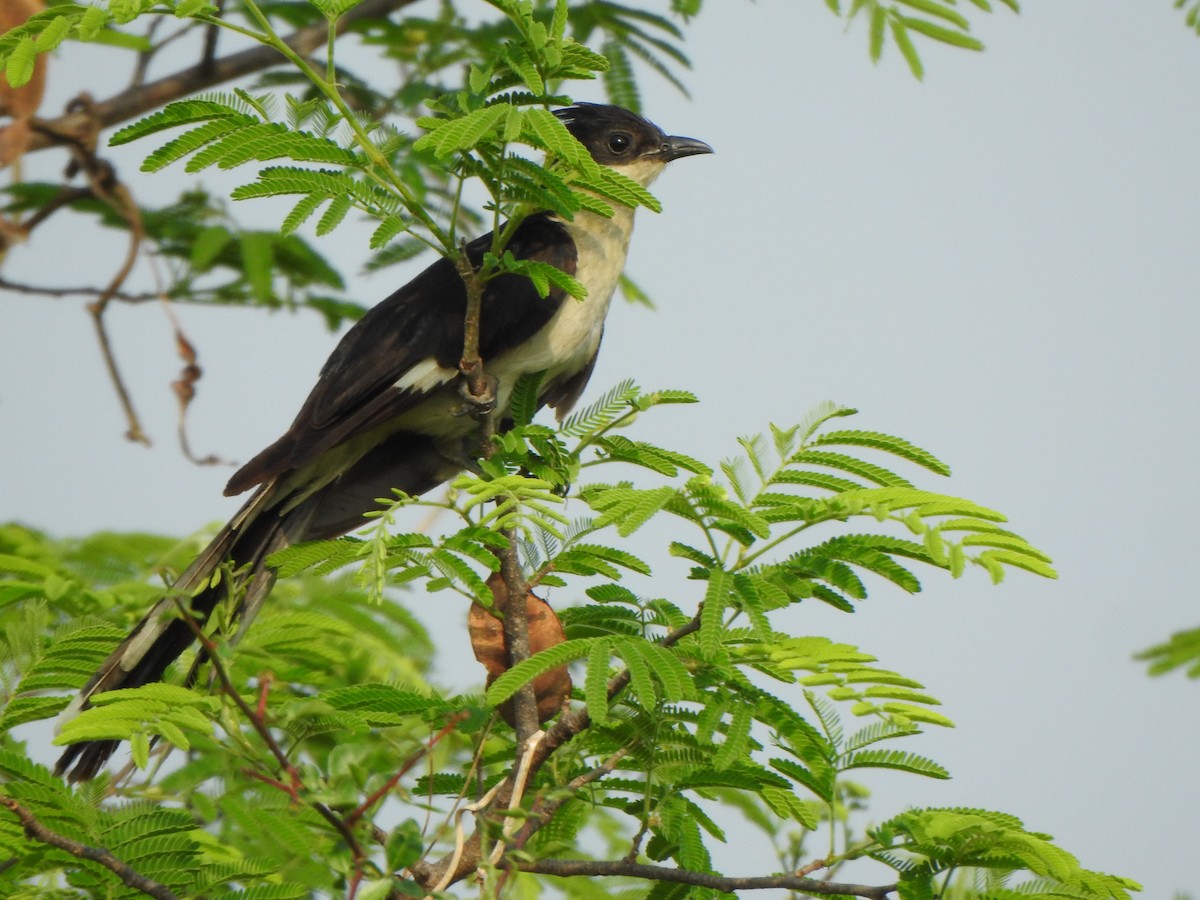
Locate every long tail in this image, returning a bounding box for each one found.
[54,488,304,781]
[54,430,461,781]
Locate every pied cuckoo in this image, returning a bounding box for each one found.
[55,103,712,781]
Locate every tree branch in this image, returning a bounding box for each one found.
[510,858,897,898]
[0,795,182,900]
[26,0,417,154]
[497,535,541,745]
[412,613,705,890]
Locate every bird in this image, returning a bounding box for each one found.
[54,103,713,781]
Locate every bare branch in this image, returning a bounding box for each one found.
[0,795,182,900]
[0,276,160,302]
[510,858,898,898]
[61,95,151,446]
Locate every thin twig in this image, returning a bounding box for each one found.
[797,857,830,877]
[345,710,468,828]
[0,795,182,900]
[59,94,151,445]
[130,17,164,88]
[485,730,544,866]
[169,601,371,869]
[200,0,225,75]
[510,858,897,898]
[0,276,160,302]
[510,748,630,855]
[2,185,92,235]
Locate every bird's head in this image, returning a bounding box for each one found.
[554,103,713,188]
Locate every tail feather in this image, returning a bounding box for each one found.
[54,490,293,782]
[54,429,457,781]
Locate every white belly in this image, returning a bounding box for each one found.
[394,206,635,434]
[493,208,632,402]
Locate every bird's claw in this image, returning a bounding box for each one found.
[458,373,499,419]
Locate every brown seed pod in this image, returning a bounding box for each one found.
[469,572,572,726]
[0,0,47,168]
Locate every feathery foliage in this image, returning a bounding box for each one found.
[1,391,1135,897]
[0,0,1142,897]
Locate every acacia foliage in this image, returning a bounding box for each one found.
[0,0,1139,897]
[1,394,1137,898]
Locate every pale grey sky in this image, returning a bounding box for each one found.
[3,1,1198,895]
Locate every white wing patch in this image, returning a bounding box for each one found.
[394,357,458,394]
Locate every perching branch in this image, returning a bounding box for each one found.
[509,858,898,898]
[0,795,182,900]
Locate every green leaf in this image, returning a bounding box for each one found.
[386,820,424,872]
[899,15,985,50]
[627,641,692,702]
[4,37,37,88]
[614,638,656,708]
[842,748,949,779]
[369,214,408,250]
[789,449,914,488]
[316,193,354,236]
[175,0,217,17]
[699,568,729,658]
[239,231,274,303]
[880,703,954,728]
[485,637,605,706]
[973,548,1057,581]
[892,0,970,29]
[585,637,613,725]
[598,435,711,477]
[760,784,820,829]
[712,703,751,770]
[869,3,886,62]
[583,484,678,536]
[189,225,232,269]
[889,16,924,79]
[414,104,510,157]
[323,684,445,716]
[1136,626,1200,678]
[111,97,257,146]
[34,15,72,52]
[810,430,951,475]
[282,193,328,236]
[77,6,108,40]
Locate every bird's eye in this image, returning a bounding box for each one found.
[607,132,631,154]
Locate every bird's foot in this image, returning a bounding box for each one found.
[458,371,499,420]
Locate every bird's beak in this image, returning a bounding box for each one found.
[662,135,714,161]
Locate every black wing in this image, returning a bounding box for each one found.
[225,214,578,496]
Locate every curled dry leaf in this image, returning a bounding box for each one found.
[469,572,572,726]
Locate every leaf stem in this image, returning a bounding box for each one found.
[0,796,182,900]
[237,0,452,252]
